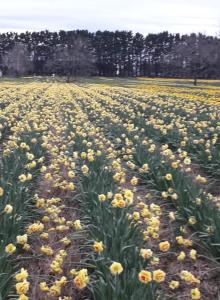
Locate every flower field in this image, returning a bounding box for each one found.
[0,78,220,300]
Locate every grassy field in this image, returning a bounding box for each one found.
[2,75,220,87]
[0,77,220,300]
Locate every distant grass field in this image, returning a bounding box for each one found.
[74,76,220,88]
[2,76,220,88]
[2,76,219,105]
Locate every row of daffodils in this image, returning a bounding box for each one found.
[0,80,220,299]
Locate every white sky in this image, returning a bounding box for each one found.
[0,0,219,35]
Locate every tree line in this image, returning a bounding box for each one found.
[0,30,219,84]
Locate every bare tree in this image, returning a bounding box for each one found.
[3,42,33,76]
[168,34,219,85]
[45,36,96,82]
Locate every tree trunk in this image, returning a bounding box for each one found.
[66,74,70,83]
[193,75,197,86]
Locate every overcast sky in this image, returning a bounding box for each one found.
[0,0,219,35]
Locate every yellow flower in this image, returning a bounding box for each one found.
[27,153,34,160]
[4,204,13,214]
[138,270,152,283]
[60,237,71,246]
[81,152,87,159]
[73,269,89,289]
[70,269,78,277]
[50,259,63,274]
[107,192,113,199]
[98,194,106,202]
[188,216,197,225]
[191,288,201,299]
[195,198,202,205]
[114,193,123,201]
[74,219,82,231]
[159,241,170,252]
[152,269,166,282]
[35,198,45,208]
[165,173,172,181]
[171,162,178,169]
[177,251,186,262]
[171,193,178,200]
[5,243,16,254]
[29,161,37,169]
[133,211,140,221]
[40,232,49,240]
[17,234,28,245]
[169,212,176,221]
[189,249,197,260]
[16,280,30,295]
[161,191,168,199]
[124,189,133,205]
[180,270,200,284]
[40,245,54,256]
[87,153,94,162]
[111,199,118,207]
[23,243,30,251]
[81,165,89,174]
[20,142,28,149]
[117,199,126,208]
[124,189,133,200]
[195,175,207,184]
[109,262,123,275]
[127,161,136,170]
[19,174,27,182]
[42,216,50,223]
[45,172,52,180]
[130,177,138,186]
[48,284,61,297]
[68,182,75,190]
[183,239,193,247]
[93,241,104,253]
[39,282,49,292]
[68,171,75,178]
[96,150,102,156]
[40,165,47,172]
[15,268,28,282]
[142,163,149,171]
[27,173,32,181]
[140,248,153,260]
[169,280,179,289]
[150,256,160,265]
[27,222,44,234]
[0,187,4,196]
[184,157,191,165]
[56,276,67,287]
[176,236,184,245]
